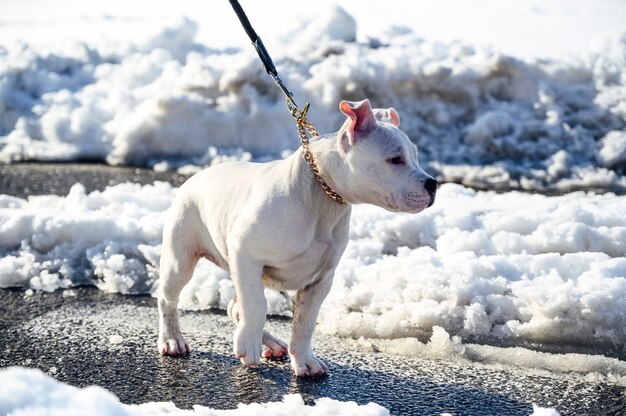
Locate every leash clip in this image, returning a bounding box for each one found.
[289,100,310,122]
[269,72,300,114]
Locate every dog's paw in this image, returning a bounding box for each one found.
[261,331,288,359]
[290,352,329,377]
[158,336,190,356]
[234,326,263,367]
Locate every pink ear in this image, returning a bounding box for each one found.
[373,108,400,126]
[339,99,376,145]
[389,108,400,126]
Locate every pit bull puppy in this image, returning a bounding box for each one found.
[158,99,437,376]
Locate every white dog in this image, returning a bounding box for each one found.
[158,99,437,376]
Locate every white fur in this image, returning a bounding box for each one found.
[157,99,436,376]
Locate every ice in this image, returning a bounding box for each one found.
[109,335,124,345]
[0,366,391,416]
[366,326,466,358]
[531,405,561,416]
[1,6,625,192]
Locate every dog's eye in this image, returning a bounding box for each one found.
[388,156,405,165]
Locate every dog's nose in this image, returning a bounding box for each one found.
[424,178,438,196]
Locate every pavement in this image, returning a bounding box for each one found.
[3,288,626,415]
[1,163,626,415]
[0,162,189,199]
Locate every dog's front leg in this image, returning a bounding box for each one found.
[289,275,333,376]
[230,254,266,367]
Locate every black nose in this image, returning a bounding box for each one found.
[424,178,438,196]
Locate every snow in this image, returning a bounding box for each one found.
[0,367,391,416]
[1,182,625,352]
[531,405,561,416]
[1,4,625,192]
[320,184,626,347]
[109,334,124,345]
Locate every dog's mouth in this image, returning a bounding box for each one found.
[427,193,436,208]
[403,192,432,213]
[378,192,434,214]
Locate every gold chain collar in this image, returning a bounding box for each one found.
[292,104,345,205]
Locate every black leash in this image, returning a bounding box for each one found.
[227,0,344,204]
[227,0,301,113]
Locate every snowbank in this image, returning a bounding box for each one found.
[0,182,171,294]
[0,366,390,416]
[320,184,626,347]
[1,182,625,349]
[1,7,625,192]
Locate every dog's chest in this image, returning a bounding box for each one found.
[262,239,340,291]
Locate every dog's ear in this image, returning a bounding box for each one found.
[339,99,377,146]
[373,108,400,126]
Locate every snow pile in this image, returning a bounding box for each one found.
[321,184,626,346]
[1,8,625,192]
[0,366,390,416]
[0,182,171,294]
[1,182,625,348]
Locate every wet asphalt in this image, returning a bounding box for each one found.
[2,288,626,415]
[0,162,189,199]
[1,162,626,415]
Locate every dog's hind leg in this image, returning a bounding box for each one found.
[228,296,288,359]
[157,212,199,356]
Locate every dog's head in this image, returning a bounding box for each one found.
[336,99,436,213]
